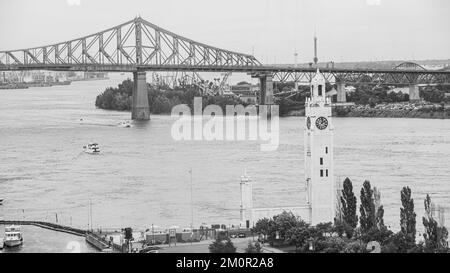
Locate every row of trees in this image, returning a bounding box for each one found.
[95,79,247,114]
[345,84,450,106]
[420,86,450,103]
[346,85,410,106]
[252,179,449,253]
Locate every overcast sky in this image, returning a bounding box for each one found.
[0,0,449,64]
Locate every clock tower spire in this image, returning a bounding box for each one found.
[305,69,335,225]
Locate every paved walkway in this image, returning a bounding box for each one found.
[261,245,286,253]
[158,238,258,253]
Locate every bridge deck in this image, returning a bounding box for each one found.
[1,64,449,74]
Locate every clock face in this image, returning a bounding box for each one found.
[306,117,311,130]
[316,117,328,130]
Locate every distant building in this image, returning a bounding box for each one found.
[231,83,259,105]
[240,95,258,104]
[84,72,108,79]
[231,83,258,93]
[422,64,447,71]
[389,87,409,94]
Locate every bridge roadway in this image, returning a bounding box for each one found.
[2,63,449,82]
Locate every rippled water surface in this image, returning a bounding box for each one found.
[0,224,97,253]
[1,74,449,234]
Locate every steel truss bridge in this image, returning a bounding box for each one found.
[1,17,450,119]
[0,17,260,72]
[1,17,450,85]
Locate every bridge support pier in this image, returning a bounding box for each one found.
[336,82,347,103]
[259,74,274,105]
[409,84,420,102]
[132,71,150,120]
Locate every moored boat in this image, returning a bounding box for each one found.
[4,226,23,247]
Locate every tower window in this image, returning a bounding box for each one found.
[320,170,324,177]
[318,85,323,96]
[320,158,323,165]
[326,170,329,177]
[326,147,328,154]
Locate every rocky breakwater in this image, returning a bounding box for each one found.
[335,102,450,119]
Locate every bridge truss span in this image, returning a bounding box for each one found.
[268,67,450,85]
[0,17,261,72]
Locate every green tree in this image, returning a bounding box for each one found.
[400,186,416,246]
[420,87,446,103]
[360,225,393,247]
[209,238,237,253]
[373,187,385,230]
[333,219,354,239]
[268,211,304,243]
[245,241,262,253]
[342,240,367,253]
[316,237,348,253]
[340,178,358,231]
[422,194,449,253]
[285,225,311,252]
[359,181,376,233]
[151,95,172,114]
[252,218,271,241]
[376,205,385,229]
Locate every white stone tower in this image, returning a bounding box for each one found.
[305,69,335,225]
[240,170,253,229]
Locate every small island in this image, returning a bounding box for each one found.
[96,79,450,119]
[95,79,246,114]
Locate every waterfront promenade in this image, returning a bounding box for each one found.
[0,219,260,253]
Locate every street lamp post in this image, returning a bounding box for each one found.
[152,223,155,245]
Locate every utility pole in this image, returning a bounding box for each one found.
[87,201,90,231]
[190,168,194,232]
[152,223,155,245]
[90,199,93,232]
[313,36,318,66]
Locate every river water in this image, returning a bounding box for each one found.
[1,73,449,239]
[0,224,97,253]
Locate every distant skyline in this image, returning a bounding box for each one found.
[1,0,449,64]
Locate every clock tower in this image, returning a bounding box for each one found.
[305,69,335,225]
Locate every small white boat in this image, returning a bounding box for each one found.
[4,226,23,247]
[119,121,132,128]
[83,143,101,154]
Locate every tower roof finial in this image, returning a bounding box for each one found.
[313,33,318,66]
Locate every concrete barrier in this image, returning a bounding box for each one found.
[85,233,114,252]
[0,220,86,237]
